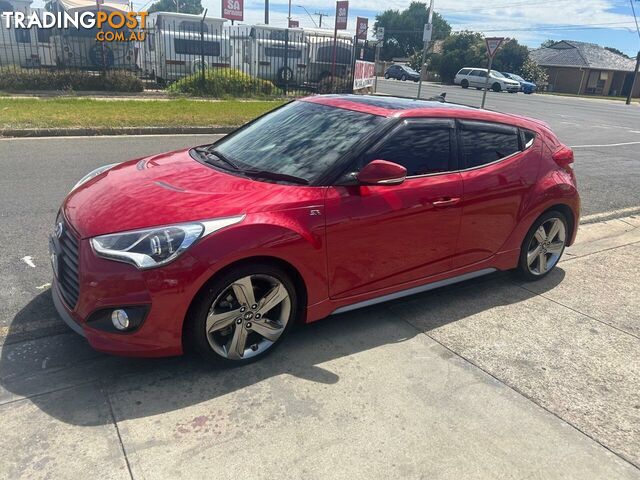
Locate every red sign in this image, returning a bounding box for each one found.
[335,1,349,30]
[356,16,368,40]
[485,37,504,58]
[222,0,243,21]
[353,60,375,90]
[289,19,299,28]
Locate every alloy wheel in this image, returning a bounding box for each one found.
[526,217,566,275]
[206,274,291,360]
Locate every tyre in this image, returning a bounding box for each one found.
[461,79,469,89]
[492,82,502,92]
[475,87,481,90]
[401,74,407,81]
[384,73,390,79]
[516,211,568,281]
[276,66,294,85]
[186,263,299,366]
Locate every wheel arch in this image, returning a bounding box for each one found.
[182,255,309,351]
[542,203,576,246]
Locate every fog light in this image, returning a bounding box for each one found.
[111,309,130,330]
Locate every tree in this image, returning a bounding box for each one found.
[374,2,451,61]
[147,0,203,14]
[540,39,556,48]
[436,31,485,83]
[519,57,548,84]
[492,39,529,73]
[605,47,630,58]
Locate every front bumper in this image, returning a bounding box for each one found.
[52,280,85,337]
[505,84,520,92]
[48,227,209,357]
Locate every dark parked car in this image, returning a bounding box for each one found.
[384,65,420,82]
[502,72,537,94]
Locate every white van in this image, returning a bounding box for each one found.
[232,25,308,86]
[303,28,353,83]
[0,4,56,68]
[138,12,229,82]
[454,67,520,92]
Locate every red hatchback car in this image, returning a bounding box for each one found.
[50,95,579,364]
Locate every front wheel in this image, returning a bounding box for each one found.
[461,79,469,89]
[384,73,390,79]
[516,211,568,281]
[187,263,299,365]
[401,74,407,81]
[492,82,502,92]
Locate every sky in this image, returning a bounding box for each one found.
[32,0,640,55]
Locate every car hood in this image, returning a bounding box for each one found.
[63,148,324,238]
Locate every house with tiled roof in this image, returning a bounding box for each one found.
[530,40,639,98]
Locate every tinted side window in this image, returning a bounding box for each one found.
[460,122,520,168]
[174,39,220,56]
[458,68,471,75]
[369,125,452,176]
[522,129,536,149]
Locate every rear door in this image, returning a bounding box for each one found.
[454,120,541,268]
[469,69,486,87]
[325,119,463,299]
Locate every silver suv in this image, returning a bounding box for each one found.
[454,68,520,93]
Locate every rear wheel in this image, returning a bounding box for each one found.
[461,79,469,89]
[401,74,407,81]
[516,211,568,281]
[384,73,390,79]
[492,82,502,92]
[187,263,298,365]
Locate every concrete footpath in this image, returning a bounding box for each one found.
[0,216,639,479]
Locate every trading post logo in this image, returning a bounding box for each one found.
[1,10,148,42]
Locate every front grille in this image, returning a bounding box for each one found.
[57,218,81,309]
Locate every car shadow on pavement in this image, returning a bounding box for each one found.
[0,269,565,426]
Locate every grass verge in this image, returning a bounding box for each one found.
[0,97,286,129]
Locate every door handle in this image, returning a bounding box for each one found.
[432,197,461,208]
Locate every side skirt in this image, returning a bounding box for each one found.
[330,268,497,315]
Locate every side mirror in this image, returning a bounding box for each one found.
[356,160,407,186]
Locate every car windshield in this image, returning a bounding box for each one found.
[209,101,385,183]
[402,66,418,74]
[491,71,505,78]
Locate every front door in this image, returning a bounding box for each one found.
[325,119,463,299]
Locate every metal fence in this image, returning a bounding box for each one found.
[0,13,376,96]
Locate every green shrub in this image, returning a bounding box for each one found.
[0,67,143,92]
[167,68,275,97]
[317,75,351,94]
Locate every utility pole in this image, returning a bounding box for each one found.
[287,0,292,27]
[416,0,434,100]
[627,51,640,105]
[265,0,269,24]
[626,0,639,104]
[314,11,327,27]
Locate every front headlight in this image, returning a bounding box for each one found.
[90,216,245,269]
[71,163,120,192]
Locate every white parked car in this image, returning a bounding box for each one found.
[454,68,520,93]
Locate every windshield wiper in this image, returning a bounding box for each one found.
[194,147,240,171]
[242,169,309,185]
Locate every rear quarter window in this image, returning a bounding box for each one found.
[458,68,471,75]
[459,121,521,168]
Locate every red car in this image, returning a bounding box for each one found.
[50,95,579,364]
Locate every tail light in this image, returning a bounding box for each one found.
[552,145,574,170]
